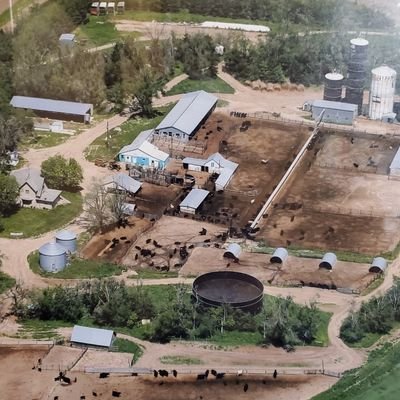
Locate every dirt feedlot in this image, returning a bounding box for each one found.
[195,115,310,229]
[259,130,400,255]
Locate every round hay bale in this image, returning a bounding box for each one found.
[266,83,274,92]
[244,80,252,86]
[288,83,297,91]
[281,82,290,90]
[297,84,305,92]
[259,81,268,91]
[250,81,259,90]
[273,83,281,91]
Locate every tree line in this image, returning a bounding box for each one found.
[126,0,393,30]
[12,279,324,346]
[340,279,400,345]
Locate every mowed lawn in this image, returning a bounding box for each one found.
[166,77,235,95]
[0,192,82,238]
[0,271,15,294]
[313,342,400,400]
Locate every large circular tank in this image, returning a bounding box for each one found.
[192,271,264,313]
[323,72,344,102]
[39,242,67,273]
[55,229,77,253]
[369,65,397,120]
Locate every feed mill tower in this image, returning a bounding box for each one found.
[369,65,397,120]
[323,72,344,102]
[344,38,369,115]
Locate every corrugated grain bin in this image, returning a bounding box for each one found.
[55,230,77,253]
[39,242,67,273]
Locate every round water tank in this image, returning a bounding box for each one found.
[55,229,77,253]
[39,242,67,273]
[369,65,397,120]
[323,72,344,102]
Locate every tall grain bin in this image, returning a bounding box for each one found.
[344,38,369,115]
[39,242,67,273]
[323,73,344,102]
[369,65,397,120]
[55,230,77,254]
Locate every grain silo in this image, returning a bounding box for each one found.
[39,242,67,273]
[344,38,369,115]
[323,73,344,102]
[55,230,77,254]
[369,65,397,120]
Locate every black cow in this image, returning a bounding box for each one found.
[243,383,249,392]
[112,390,121,397]
[153,370,158,378]
[172,370,178,378]
[99,372,109,379]
[197,374,206,380]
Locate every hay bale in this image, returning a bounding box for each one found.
[250,81,259,90]
[288,83,297,91]
[266,83,274,92]
[297,84,305,92]
[244,80,252,86]
[281,82,290,90]
[259,81,268,91]
[273,83,281,91]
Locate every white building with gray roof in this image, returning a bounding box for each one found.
[10,168,62,209]
[154,91,218,141]
[103,173,142,195]
[179,189,210,214]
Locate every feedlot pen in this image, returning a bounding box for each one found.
[258,130,400,255]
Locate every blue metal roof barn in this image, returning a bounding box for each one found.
[55,230,77,254]
[39,242,67,273]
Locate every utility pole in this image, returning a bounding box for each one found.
[9,0,14,34]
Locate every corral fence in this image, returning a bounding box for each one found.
[314,160,379,174]
[152,135,207,155]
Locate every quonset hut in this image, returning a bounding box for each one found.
[369,257,388,273]
[319,252,337,270]
[55,230,77,254]
[270,247,289,264]
[39,242,67,273]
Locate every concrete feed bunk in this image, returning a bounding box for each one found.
[192,271,264,313]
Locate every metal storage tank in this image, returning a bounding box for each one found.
[223,243,241,262]
[270,247,289,264]
[39,242,67,273]
[369,257,387,273]
[55,230,77,253]
[319,252,337,270]
[323,73,344,102]
[369,65,397,120]
[344,38,369,115]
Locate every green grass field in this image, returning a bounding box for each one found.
[127,270,179,280]
[0,271,15,294]
[20,132,70,149]
[0,0,33,27]
[313,342,400,400]
[160,355,203,365]
[75,16,120,46]
[166,77,235,95]
[17,319,71,340]
[0,192,82,238]
[28,251,126,279]
[113,338,143,363]
[85,105,173,161]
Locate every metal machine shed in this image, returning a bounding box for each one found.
[71,325,116,349]
[319,252,337,270]
[270,247,289,264]
[223,243,241,261]
[103,173,142,195]
[369,257,388,273]
[179,189,209,214]
[389,147,400,179]
[55,230,77,254]
[10,96,93,123]
[155,91,218,141]
[39,242,67,273]
[312,100,358,125]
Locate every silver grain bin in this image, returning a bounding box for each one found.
[39,242,67,273]
[55,230,77,253]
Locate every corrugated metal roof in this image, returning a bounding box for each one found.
[104,173,142,194]
[11,168,44,194]
[138,141,169,162]
[55,230,77,241]
[312,100,358,112]
[10,96,93,116]
[59,33,75,41]
[201,21,270,32]
[215,168,235,189]
[207,152,238,171]
[271,247,289,263]
[224,243,241,259]
[156,91,217,136]
[390,147,400,170]
[180,189,209,210]
[71,325,115,348]
[39,242,66,256]
[182,157,207,166]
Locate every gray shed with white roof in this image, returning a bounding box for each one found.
[155,91,218,141]
[179,189,209,214]
[312,100,358,125]
[71,325,116,349]
[10,96,93,123]
[39,242,67,273]
[55,230,77,254]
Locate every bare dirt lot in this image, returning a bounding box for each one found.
[0,345,336,400]
[181,247,373,290]
[192,114,310,228]
[122,216,227,271]
[258,130,400,255]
